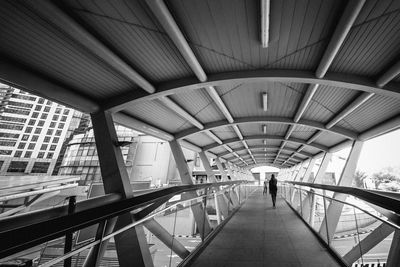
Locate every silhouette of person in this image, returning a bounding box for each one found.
[263,180,268,195]
[269,174,278,208]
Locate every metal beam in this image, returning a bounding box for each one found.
[312,152,332,184]
[325,92,374,129]
[142,219,190,259]
[158,97,204,129]
[319,140,364,242]
[358,114,400,141]
[106,70,400,112]
[343,223,394,265]
[175,117,357,140]
[278,0,365,164]
[113,112,174,141]
[387,230,400,267]
[203,135,329,152]
[90,111,153,267]
[26,1,155,94]
[205,86,234,123]
[217,145,313,158]
[315,0,366,78]
[169,140,212,238]
[0,59,99,113]
[145,0,207,82]
[377,60,400,87]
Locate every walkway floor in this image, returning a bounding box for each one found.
[191,188,342,267]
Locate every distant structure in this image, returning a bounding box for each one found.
[58,126,179,187]
[0,85,74,175]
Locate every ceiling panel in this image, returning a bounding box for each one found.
[218,82,305,119]
[337,94,400,133]
[168,0,345,72]
[331,0,400,77]
[170,88,226,125]
[62,0,194,83]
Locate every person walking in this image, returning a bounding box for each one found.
[263,180,268,195]
[269,174,278,208]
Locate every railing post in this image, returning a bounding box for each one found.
[63,196,76,267]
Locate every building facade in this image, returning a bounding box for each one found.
[0,85,74,175]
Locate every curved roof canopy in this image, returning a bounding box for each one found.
[1,0,400,169]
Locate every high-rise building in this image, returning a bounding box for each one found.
[0,84,74,175]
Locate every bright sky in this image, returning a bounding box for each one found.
[251,129,400,178]
[356,129,400,176]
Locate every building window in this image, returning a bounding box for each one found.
[37,120,45,127]
[63,109,69,115]
[38,98,45,104]
[46,152,54,159]
[44,106,50,112]
[32,112,39,118]
[58,123,65,129]
[34,128,41,134]
[55,130,62,136]
[34,105,42,111]
[28,143,35,150]
[41,144,48,150]
[0,133,20,139]
[3,108,30,115]
[55,108,61,114]
[24,151,32,158]
[52,137,59,143]
[31,135,39,141]
[17,142,26,149]
[50,145,57,151]
[31,162,50,173]
[14,151,22,157]
[0,150,12,155]
[28,119,35,126]
[7,161,28,172]
[38,152,45,158]
[0,123,24,130]
[46,100,52,105]
[25,127,33,133]
[40,113,48,119]
[21,134,29,141]
[46,129,53,135]
[50,122,56,128]
[61,116,67,122]
[52,115,59,121]
[44,136,51,143]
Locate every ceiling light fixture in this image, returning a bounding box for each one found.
[263,124,267,134]
[261,0,270,48]
[262,92,268,111]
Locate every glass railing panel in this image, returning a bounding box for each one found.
[310,194,326,235]
[330,202,360,258]
[348,200,394,267]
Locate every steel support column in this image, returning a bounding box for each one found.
[319,141,364,242]
[88,111,153,267]
[199,152,229,219]
[302,158,317,182]
[387,230,400,267]
[142,219,190,259]
[343,223,394,265]
[313,152,332,183]
[169,140,212,238]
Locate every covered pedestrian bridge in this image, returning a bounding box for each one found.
[1,0,400,266]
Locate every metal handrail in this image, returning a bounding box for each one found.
[285,181,400,214]
[281,183,400,231]
[39,186,238,267]
[0,180,245,258]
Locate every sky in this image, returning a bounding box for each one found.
[356,129,400,176]
[252,129,400,178]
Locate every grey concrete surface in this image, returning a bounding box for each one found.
[191,188,342,267]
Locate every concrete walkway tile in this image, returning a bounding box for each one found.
[190,188,341,267]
